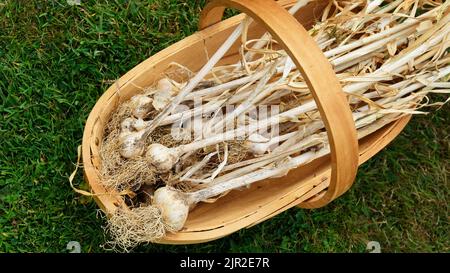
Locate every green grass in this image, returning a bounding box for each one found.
[0,0,448,253]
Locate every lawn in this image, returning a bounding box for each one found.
[0,0,448,253]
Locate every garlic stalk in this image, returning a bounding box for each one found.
[153,110,408,231]
[122,7,440,136]
[187,66,450,182]
[119,20,247,159]
[144,58,449,172]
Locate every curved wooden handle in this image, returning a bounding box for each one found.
[199,0,359,208]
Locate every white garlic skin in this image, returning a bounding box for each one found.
[157,78,173,93]
[244,141,269,155]
[119,131,145,159]
[152,78,175,111]
[153,187,189,231]
[244,133,271,155]
[121,118,135,133]
[121,117,148,132]
[145,143,178,172]
[131,95,153,119]
[247,133,270,143]
[133,118,147,131]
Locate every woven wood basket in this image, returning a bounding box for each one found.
[82,0,411,244]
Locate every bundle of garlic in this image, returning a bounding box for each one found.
[99,0,450,249]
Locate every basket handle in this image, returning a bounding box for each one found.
[199,0,359,208]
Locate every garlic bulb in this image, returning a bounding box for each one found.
[153,78,176,111]
[132,118,147,131]
[119,130,146,158]
[153,187,189,231]
[121,117,135,133]
[130,95,153,119]
[145,143,179,173]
